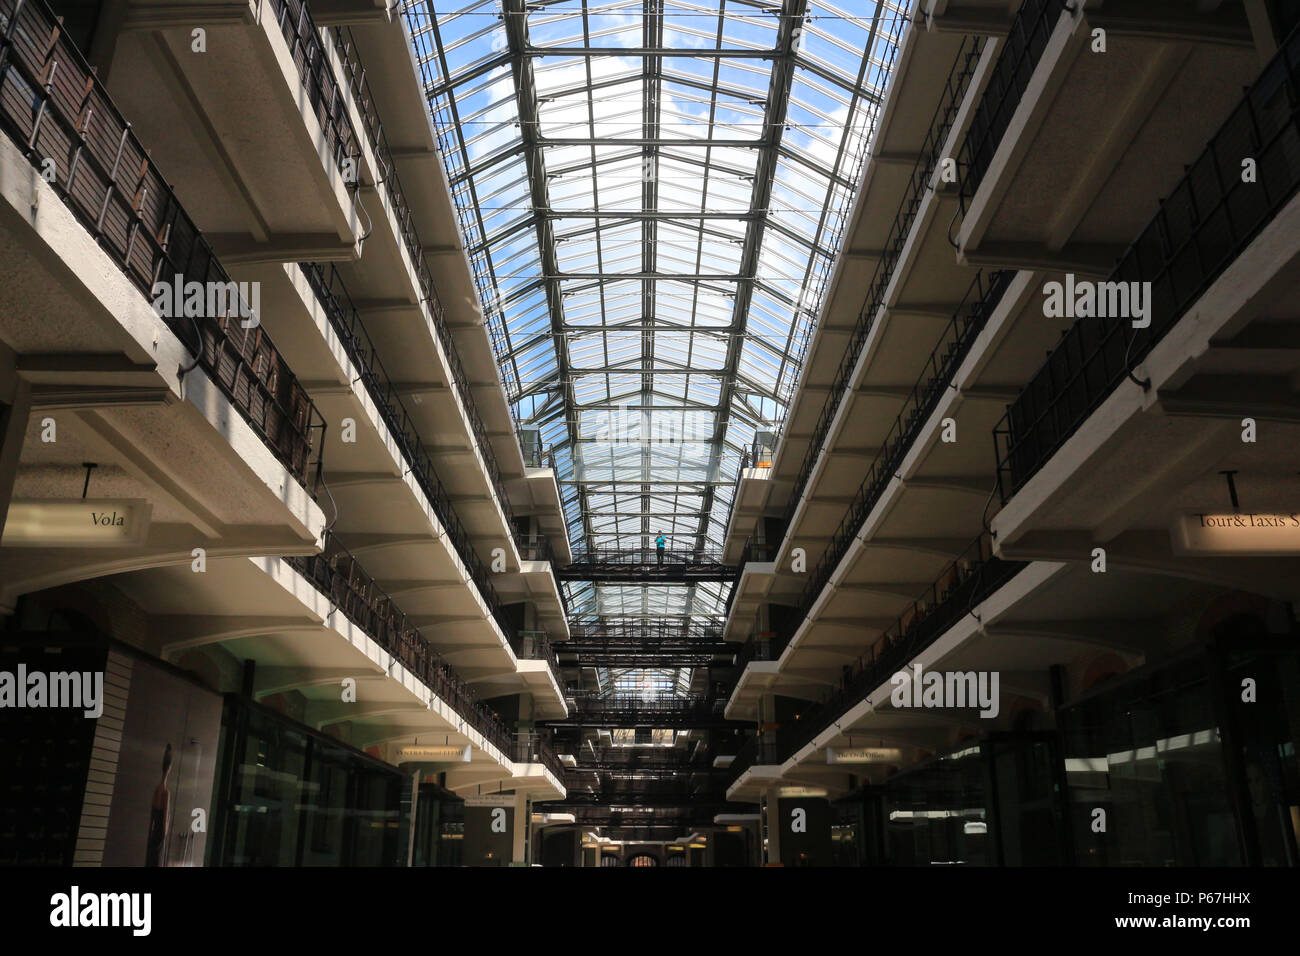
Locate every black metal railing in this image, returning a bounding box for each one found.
[566,547,728,567]
[725,735,781,784]
[769,533,1026,771]
[775,35,987,536]
[299,262,524,644]
[287,531,513,755]
[268,0,360,184]
[571,694,716,714]
[958,0,1070,209]
[516,533,553,562]
[771,269,1015,654]
[994,25,1300,500]
[737,537,777,565]
[409,14,521,400]
[733,631,787,673]
[549,695,731,729]
[512,629,561,676]
[729,441,769,543]
[519,431,556,469]
[773,13,912,405]
[567,621,725,643]
[513,731,566,783]
[558,643,737,667]
[0,0,325,488]
[327,25,521,544]
[550,784,728,808]
[574,753,720,774]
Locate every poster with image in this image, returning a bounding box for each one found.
[100,658,223,867]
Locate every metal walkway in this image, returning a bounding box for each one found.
[555,549,739,583]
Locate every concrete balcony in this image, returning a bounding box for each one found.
[724,270,1054,719]
[725,542,1282,803]
[324,17,566,571]
[990,31,1300,600]
[101,545,565,799]
[0,3,326,611]
[992,193,1300,601]
[105,0,365,262]
[211,259,568,715]
[955,0,1259,275]
[722,26,991,576]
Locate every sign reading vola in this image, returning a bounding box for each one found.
[1,499,151,547]
[1172,513,1300,556]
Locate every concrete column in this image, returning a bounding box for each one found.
[511,790,529,865]
[1243,0,1280,65]
[87,0,131,81]
[400,770,420,867]
[0,361,31,562]
[775,796,832,867]
[462,796,513,865]
[764,791,781,865]
[517,692,536,735]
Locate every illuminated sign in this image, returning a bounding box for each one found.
[1171,513,1300,555]
[825,747,902,765]
[776,786,828,798]
[463,795,514,808]
[395,744,471,762]
[1,499,151,547]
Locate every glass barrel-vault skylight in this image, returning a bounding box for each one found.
[403,0,907,681]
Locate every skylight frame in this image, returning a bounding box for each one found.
[405,0,908,684]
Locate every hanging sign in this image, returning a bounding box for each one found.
[463,795,514,808]
[1171,513,1300,556]
[825,746,902,764]
[1,499,152,548]
[396,744,472,763]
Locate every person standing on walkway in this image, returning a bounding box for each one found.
[655,533,666,566]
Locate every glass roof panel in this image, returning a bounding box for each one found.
[405,0,908,693]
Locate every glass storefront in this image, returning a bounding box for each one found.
[1220,626,1300,866]
[1061,656,1235,865]
[830,799,867,867]
[987,733,1067,865]
[1059,623,1300,867]
[411,781,464,867]
[881,743,991,865]
[839,734,1063,866]
[209,697,408,867]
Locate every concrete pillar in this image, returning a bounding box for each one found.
[517,692,536,735]
[399,770,419,867]
[87,0,131,81]
[775,796,832,867]
[511,790,529,865]
[0,352,31,551]
[462,795,513,866]
[1243,0,1280,65]
[764,791,781,865]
